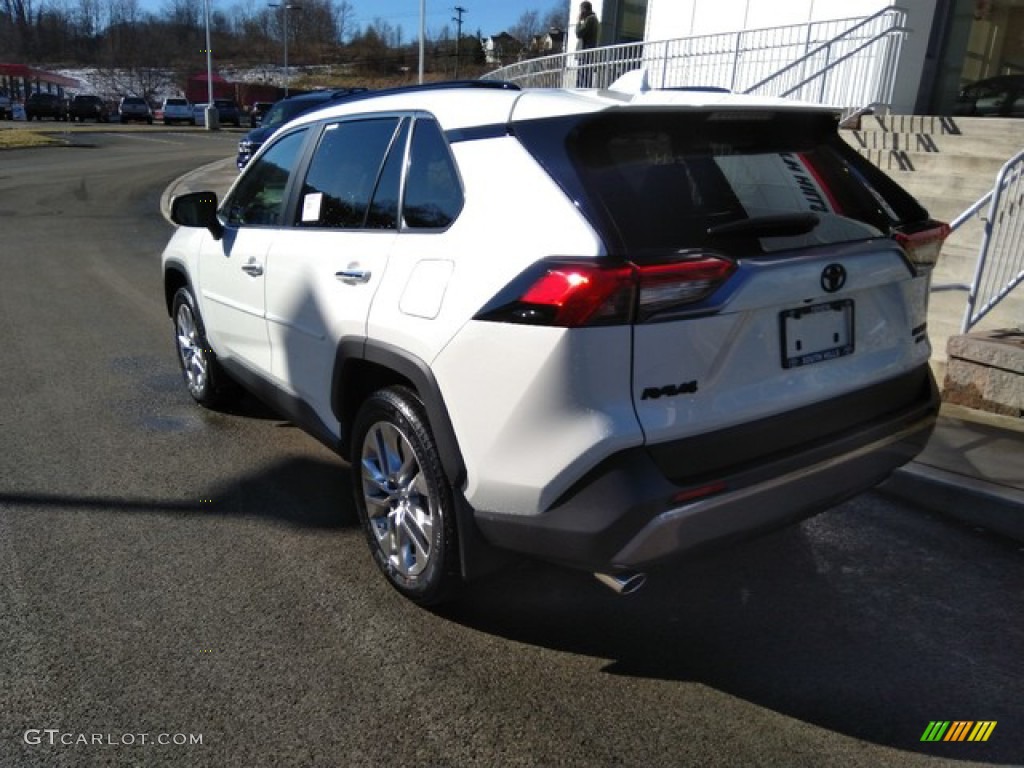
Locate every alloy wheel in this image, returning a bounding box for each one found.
[360,421,435,579]
[175,303,208,399]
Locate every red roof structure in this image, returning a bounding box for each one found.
[0,64,80,100]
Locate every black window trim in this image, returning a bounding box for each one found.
[222,109,468,235]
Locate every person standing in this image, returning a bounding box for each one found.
[576,1,600,87]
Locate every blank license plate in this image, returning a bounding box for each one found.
[780,300,854,369]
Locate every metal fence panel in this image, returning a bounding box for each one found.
[962,151,1024,332]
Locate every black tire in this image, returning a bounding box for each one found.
[351,386,459,605]
[171,286,235,408]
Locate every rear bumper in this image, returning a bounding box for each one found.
[473,365,939,572]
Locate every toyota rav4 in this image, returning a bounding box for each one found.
[162,77,946,604]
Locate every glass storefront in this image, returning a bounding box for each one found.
[962,0,1024,81]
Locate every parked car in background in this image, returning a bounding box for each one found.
[26,92,70,121]
[236,88,368,169]
[0,93,12,120]
[164,78,946,605]
[213,98,242,127]
[249,101,274,127]
[954,75,1024,117]
[162,97,194,125]
[70,94,111,122]
[119,96,153,124]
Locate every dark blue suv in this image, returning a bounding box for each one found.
[235,88,368,169]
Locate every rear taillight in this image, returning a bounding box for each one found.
[634,259,736,322]
[894,220,950,272]
[476,255,735,327]
[518,264,635,326]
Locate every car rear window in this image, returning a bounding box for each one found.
[515,110,929,256]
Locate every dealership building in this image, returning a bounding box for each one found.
[569,0,1023,114]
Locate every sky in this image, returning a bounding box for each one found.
[316,1,563,39]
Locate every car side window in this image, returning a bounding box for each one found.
[403,118,463,229]
[224,128,308,227]
[296,117,402,229]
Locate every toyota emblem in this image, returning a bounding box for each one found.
[821,263,847,293]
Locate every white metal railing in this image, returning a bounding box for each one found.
[483,8,908,111]
[945,150,1024,333]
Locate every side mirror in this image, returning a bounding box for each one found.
[170,191,224,240]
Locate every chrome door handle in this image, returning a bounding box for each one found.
[336,269,372,285]
[241,262,264,277]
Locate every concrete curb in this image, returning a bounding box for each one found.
[881,403,1024,544]
[881,463,1024,543]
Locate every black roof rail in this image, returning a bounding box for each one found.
[322,79,520,108]
[661,86,732,93]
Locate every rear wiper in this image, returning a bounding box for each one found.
[707,212,821,238]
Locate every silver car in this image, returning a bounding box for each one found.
[119,96,153,124]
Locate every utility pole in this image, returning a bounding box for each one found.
[452,5,467,79]
[269,2,301,96]
[418,0,425,84]
[203,0,217,129]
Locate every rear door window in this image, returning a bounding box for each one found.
[296,117,402,230]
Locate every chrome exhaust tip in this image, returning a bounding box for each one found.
[594,570,647,595]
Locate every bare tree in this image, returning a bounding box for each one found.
[2,0,37,55]
[76,0,102,36]
[334,0,353,43]
[543,3,568,35]
[509,9,539,44]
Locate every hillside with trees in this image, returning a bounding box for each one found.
[0,0,566,98]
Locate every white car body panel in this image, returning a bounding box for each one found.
[431,322,642,515]
[197,228,274,374]
[366,137,601,366]
[265,228,397,429]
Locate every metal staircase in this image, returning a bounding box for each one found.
[484,8,908,113]
[842,115,1024,376]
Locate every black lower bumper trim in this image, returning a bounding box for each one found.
[474,365,939,571]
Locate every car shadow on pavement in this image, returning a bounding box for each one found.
[0,455,357,531]
[201,455,359,529]
[437,493,1024,763]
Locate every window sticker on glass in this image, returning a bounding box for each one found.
[302,192,323,223]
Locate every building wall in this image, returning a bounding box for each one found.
[643,0,885,40]
[567,0,957,113]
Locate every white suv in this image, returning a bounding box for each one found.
[162,97,194,125]
[162,77,947,604]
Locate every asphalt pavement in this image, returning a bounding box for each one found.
[162,157,1024,546]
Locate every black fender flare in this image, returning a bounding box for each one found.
[333,339,511,580]
[332,338,466,488]
[163,260,194,317]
